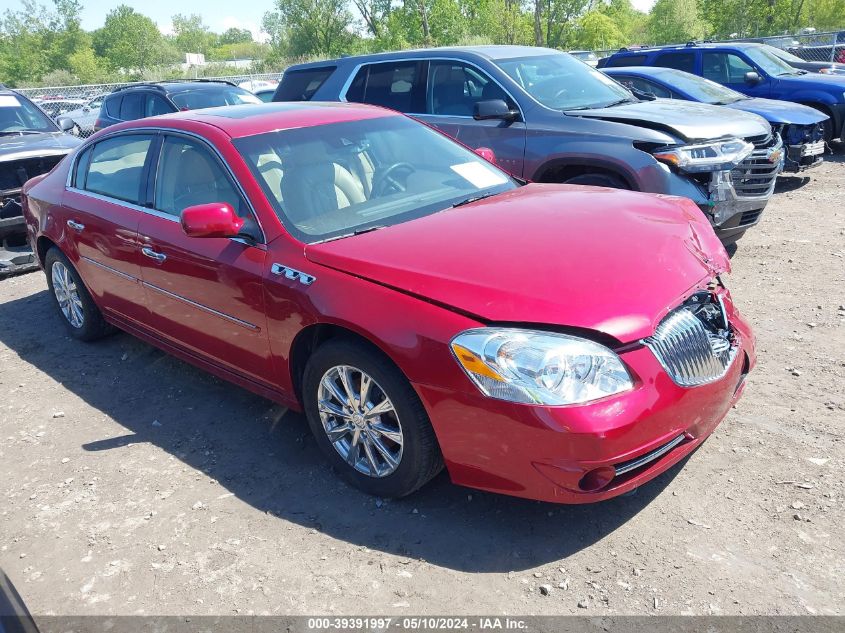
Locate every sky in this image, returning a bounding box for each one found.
[71,0,657,37]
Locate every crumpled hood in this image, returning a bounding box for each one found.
[0,132,80,163]
[306,184,729,343]
[726,97,828,125]
[565,99,771,143]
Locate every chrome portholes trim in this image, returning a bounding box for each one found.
[80,256,138,282]
[317,365,404,478]
[51,261,84,328]
[270,263,315,285]
[141,282,261,331]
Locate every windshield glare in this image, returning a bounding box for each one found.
[746,46,799,76]
[768,46,805,64]
[496,53,632,110]
[660,68,746,104]
[235,115,517,243]
[170,87,261,110]
[0,93,57,133]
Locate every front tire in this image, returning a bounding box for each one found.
[44,247,111,341]
[302,338,443,498]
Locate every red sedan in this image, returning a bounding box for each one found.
[22,103,754,503]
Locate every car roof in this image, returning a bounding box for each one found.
[109,101,402,139]
[106,81,241,98]
[616,41,764,56]
[288,45,560,70]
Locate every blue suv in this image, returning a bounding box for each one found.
[600,42,845,143]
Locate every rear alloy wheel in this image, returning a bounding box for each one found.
[303,339,443,498]
[44,247,112,341]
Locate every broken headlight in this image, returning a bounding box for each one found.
[653,139,753,173]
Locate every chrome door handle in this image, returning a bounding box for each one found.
[67,220,85,231]
[141,247,166,262]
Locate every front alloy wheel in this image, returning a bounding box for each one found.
[318,365,404,477]
[303,338,443,498]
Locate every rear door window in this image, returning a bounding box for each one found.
[274,67,335,101]
[654,52,696,73]
[82,134,154,204]
[118,92,144,120]
[344,61,424,113]
[104,95,122,118]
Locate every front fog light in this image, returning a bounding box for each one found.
[450,328,633,405]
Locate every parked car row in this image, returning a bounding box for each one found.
[6,43,842,504]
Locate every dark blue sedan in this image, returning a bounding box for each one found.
[604,66,828,172]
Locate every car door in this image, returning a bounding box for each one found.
[417,60,527,178]
[62,132,153,324]
[136,132,275,386]
[702,51,771,97]
[345,59,527,177]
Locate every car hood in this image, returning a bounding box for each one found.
[726,97,828,125]
[564,99,770,142]
[778,72,845,89]
[0,132,80,162]
[305,184,728,343]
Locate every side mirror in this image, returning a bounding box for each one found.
[473,99,517,121]
[744,71,762,85]
[180,203,244,239]
[56,116,75,132]
[474,147,497,164]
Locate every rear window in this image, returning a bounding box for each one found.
[655,51,696,73]
[274,67,335,101]
[604,54,648,67]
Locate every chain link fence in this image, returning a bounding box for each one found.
[16,72,282,138]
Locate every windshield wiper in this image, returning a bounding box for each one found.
[601,98,635,108]
[0,130,44,136]
[450,192,498,208]
[315,225,386,244]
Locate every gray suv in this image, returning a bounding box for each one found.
[273,46,783,246]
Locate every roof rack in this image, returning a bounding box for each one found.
[110,78,237,94]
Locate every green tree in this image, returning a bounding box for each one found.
[171,13,215,56]
[264,0,354,57]
[93,5,173,70]
[573,10,625,49]
[219,27,254,45]
[647,0,709,44]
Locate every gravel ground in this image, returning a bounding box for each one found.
[0,152,843,617]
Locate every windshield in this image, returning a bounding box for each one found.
[496,53,633,110]
[235,115,517,243]
[0,93,57,133]
[170,86,261,110]
[745,46,800,76]
[659,68,747,104]
[767,46,805,64]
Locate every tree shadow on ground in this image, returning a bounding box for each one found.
[0,288,688,573]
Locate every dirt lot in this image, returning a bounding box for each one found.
[0,153,843,618]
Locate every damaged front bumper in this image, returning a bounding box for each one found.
[702,134,784,244]
[784,140,825,172]
[0,194,37,275]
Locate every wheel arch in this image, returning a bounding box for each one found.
[36,235,58,267]
[533,158,639,190]
[288,322,403,408]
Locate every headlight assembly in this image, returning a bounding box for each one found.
[653,138,753,173]
[450,328,633,406]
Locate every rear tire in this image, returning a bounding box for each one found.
[44,247,112,341]
[563,173,629,189]
[302,338,443,498]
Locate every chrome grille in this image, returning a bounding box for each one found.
[644,305,738,387]
[730,134,782,199]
